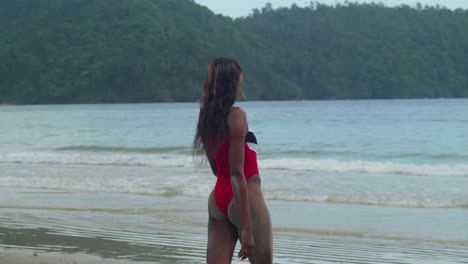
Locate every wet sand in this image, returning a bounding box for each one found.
[0,250,142,264]
[1,225,467,264]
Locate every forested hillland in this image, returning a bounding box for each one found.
[1,0,467,104]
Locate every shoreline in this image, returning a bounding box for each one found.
[0,249,148,264]
[1,97,467,106]
[1,229,467,264]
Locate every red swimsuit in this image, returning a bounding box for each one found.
[213,131,259,214]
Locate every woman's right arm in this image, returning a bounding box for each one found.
[227,107,255,260]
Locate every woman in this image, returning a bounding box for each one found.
[193,58,273,264]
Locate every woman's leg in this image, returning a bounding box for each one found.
[228,178,273,264]
[207,191,238,264]
[246,183,273,264]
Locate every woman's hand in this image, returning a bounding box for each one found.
[238,227,255,260]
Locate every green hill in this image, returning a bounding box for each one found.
[1,0,467,104]
[237,3,468,99]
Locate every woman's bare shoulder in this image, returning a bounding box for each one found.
[229,106,246,118]
[227,107,247,137]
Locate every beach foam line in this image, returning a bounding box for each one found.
[1,174,467,209]
[2,187,468,210]
[51,144,468,162]
[260,158,468,177]
[262,192,468,209]
[2,151,468,177]
[54,145,190,154]
[0,151,193,167]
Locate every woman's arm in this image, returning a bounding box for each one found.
[227,107,255,259]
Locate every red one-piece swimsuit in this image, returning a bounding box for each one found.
[213,131,259,214]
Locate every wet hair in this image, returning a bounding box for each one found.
[193,57,242,158]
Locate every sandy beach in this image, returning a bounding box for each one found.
[1,219,467,264]
[0,249,142,264]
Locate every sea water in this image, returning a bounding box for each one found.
[1,99,467,263]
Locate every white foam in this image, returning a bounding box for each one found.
[0,167,213,200]
[0,151,192,168]
[260,158,468,177]
[262,191,468,208]
[2,152,468,177]
[1,166,467,209]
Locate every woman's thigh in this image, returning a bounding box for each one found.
[207,191,238,264]
[228,183,273,264]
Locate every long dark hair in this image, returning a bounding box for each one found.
[193,57,242,158]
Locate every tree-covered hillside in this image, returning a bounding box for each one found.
[1,0,467,104]
[237,2,468,99]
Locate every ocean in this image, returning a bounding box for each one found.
[0,99,467,263]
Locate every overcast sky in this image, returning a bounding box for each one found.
[193,0,468,18]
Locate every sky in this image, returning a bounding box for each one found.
[193,0,468,18]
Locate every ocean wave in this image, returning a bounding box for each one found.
[4,184,468,209]
[0,151,193,168]
[383,152,468,161]
[54,145,190,154]
[1,169,467,209]
[1,151,468,177]
[55,145,355,158]
[260,158,468,177]
[51,143,461,159]
[262,191,468,209]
